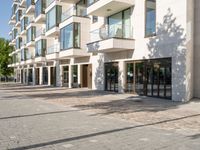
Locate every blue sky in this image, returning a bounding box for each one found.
[0,0,12,40]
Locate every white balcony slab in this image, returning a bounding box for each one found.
[87,38,135,53]
[87,0,135,17]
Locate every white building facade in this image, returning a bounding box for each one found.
[8,0,200,102]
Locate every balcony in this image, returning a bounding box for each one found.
[9,17,16,25]
[20,0,26,7]
[35,28,46,41]
[45,5,62,37]
[26,0,35,15]
[59,48,89,59]
[87,0,135,17]
[59,0,79,4]
[60,5,88,24]
[26,53,35,64]
[35,55,46,63]
[9,41,16,46]
[35,14,45,23]
[87,24,134,53]
[46,44,59,60]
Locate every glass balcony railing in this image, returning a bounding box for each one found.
[90,24,133,42]
[36,28,46,38]
[46,0,58,7]
[47,44,59,54]
[61,6,87,22]
[87,0,99,6]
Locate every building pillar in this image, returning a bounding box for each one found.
[118,61,126,93]
[23,68,26,84]
[32,67,36,86]
[78,64,82,88]
[27,68,29,85]
[48,66,51,86]
[39,67,43,85]
[69,65,72,88]
[60,65,63,87]
[55,60,61,87]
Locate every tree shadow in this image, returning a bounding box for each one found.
[147,8,187,101]
[9,113,200,150]
[73,96,183,115]
[188,134,200,140]
[94,54,105,91]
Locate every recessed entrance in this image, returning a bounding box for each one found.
[126,58,172,99]
[105,62,119,92]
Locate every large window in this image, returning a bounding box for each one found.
[35,0,46,18]
[60,23,80,50]
[21,17,28,32]
[27,27,36,43]
[35,39,46,57]
[16,10,22,22]
[16,37,22,50]
[145,0,156,37]
[108,8,132,39]
[46,6,62,31]
[21,49,27,61]
[126,58,172,99]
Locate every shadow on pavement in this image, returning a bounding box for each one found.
[9,113,200,150]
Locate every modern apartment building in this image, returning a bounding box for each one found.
[8,0,200,102]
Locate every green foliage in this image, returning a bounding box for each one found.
[0,38,14,78]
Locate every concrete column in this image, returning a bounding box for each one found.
[23,68,26,84]
[27,68,29,85]
[32,67,36,86]
[19,69,22,83]
[39,67,43,85]
[48,66,51,86]
[69,65,72,88]
[78,64,82,88]
[118,61,126,93]
[55,60,61,87]
[60,65,63,87]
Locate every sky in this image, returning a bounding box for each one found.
[0,0,13,40]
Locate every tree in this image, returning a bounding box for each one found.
[0,38,14,81]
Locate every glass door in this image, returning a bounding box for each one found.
[63,66,69,87]
[135,62,144,95]
[105,63,118,92]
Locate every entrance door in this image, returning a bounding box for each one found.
[50,67,56,86]
[43,67,48,85]
[63,66,69,87]
[135,62,144,95]
[105,63,118,92]
[28,69,33,85]
[35,68,40,85]
[82,64,92,88]
[82,65,88,88]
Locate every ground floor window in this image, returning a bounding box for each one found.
[72,65,78,88]
[105,62,119,92]
[126,58,172,99]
